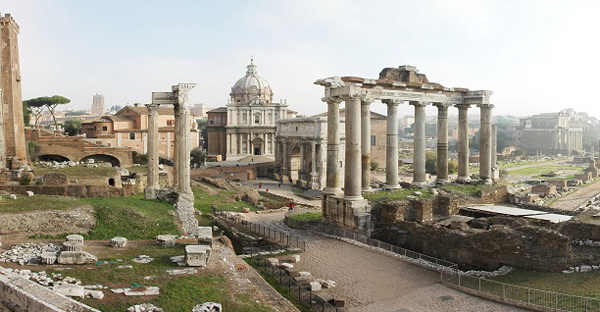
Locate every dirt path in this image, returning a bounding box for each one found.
[245,212,527,312]
[550,179,600,210]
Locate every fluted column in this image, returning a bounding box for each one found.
[344,96,363,199]
[361,97,373,191]
[174,103,192,194]
[299,143,305,184]
[492,124,498,169]
[324,98,342,196]
[310,141,317,189]
[281,139,288,182]
[411,101,428,185]
[456,104,471,183]
[479,104,494,184]
[435,103,450,184]
[144,103,160,199]
[173,105,181,190]
[384,100,400,188]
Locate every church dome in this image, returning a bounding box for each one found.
[230,59,274,105]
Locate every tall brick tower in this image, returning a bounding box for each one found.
[1,13,27,167]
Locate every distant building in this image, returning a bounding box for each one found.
[82,104,199,160]
[190,103,214,119]
[206,60,296,160]
[515,109,584,155]
[91,93,105,116]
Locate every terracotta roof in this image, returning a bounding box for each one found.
[118,105,175,116]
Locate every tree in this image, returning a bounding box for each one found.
[425,152,437,174]
[190,147,207,168]
[23,95,71,135]
[63,119,82,136]
[109,105,123,113]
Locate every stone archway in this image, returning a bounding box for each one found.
[80,154,121,167]
[38,154,71,162]
[290,145,301,183]
[252,138,264,156]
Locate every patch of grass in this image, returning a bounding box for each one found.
[125,165,148,173]
[196,214,217,227]
[441,184,494,197]
[53,245,273,312]
[192,185,255,214]
[0,195,81,213]
[509,165,581,177]
[289,212,322,222]
[34,166,117,178]
[81,194,180,240]
[490,269,600,298]
[364,188,433,202]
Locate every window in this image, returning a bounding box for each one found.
[371,135,376,146]
[129,132,135,140]
[93,126,97,131]
[254,114,260,124]
[167,120,174,126]
[102,126,108,131]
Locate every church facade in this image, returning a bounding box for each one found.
[207,60,296,160]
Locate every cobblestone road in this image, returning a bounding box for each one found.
[245,212,527,312]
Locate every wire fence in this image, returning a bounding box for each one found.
[441,270,600,312]
[247,245,344,312]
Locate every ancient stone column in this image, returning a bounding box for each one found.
[435,103,450,184]
[299,143,305,184]
[456,104,471,183]
[173,106,181,191]
[324,98,342,196]
[344,96,363,199]
[144,103,160,199]
[383,100,400,189]
[411,101,428,186]
[174,103,192,194]
[361,97,373,191]
[478,104,494,183]
[492,124,498,169]
[310,141,317,189]
[281,139,288,182]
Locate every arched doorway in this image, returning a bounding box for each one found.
[38,154,70,162]
[252,138,263,155]
[290,145,301,183]
[80,154,121,167]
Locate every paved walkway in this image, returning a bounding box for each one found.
[244,212,527,312]
[242,178,321,207]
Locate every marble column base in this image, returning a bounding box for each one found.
[144,187,157,200]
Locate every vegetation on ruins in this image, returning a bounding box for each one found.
[190,147,207,168]
[425,152,458,174]
[63,118,82,136]
[132,151,148,165]
[23,95,71,133]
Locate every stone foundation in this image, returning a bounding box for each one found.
[322,194,371,234]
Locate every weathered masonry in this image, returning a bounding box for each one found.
[315,65,495,233]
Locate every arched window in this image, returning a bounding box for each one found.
[254,113,261,124]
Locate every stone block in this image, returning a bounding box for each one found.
[66,234,84,244]
[176,237,199,245]
[581,265,592,272]
[266,258,279,266]
[84,289,105,299]
[411,199,433,223]
[157,234,177,246]
[185,245,212,267]
[53,284,85,298]
[9,194,16,199]
[57,251,97,265]
[26,191,34,196]
[44,172,70,186]
[192,302,222,312]
[110,236,128,248]
[40,252,57,265]
[197,226,213,245]
[280,263,293,269]
[124,286,160,296]
[63,241,83,251]
[284,254,301,263]
[332,298,346,307]
[241,207,250,213]
[298,271,311,277]
[309,281,322,291]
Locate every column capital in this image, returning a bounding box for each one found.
[477,103,495,109]
[409,101,429,107]
[145,103,160,115]
[455,103,472,109]
[323,97,342,105]
[382,99,402,106]
[433,102,451,110]
[361,94,375,105]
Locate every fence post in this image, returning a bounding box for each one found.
[527,288,530,305]
[458,274,461,287]
[502,284,506,301]
[478,278,482,292]
[555,293,558,311]
[309,292,313,308]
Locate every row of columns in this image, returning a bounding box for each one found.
[145,102,193,199]
[323,96,494,201]
[227,132,275,155]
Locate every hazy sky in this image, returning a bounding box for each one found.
[4,0,600,118]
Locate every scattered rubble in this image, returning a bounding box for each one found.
[110,236,128,248]
[0,243,61,265]
[192,302,222,312]
[132,255,154,264]
[166,268,198,275]
[126,303,164,312]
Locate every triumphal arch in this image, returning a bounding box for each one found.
[315,65,494,233]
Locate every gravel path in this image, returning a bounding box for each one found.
[550,178,600,210]
[245,212,527,312]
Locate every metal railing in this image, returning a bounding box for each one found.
[217,211,307,252]
[247,245,344,312]
[441,269,600,312]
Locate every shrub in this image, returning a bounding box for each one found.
[19,176,31,185]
